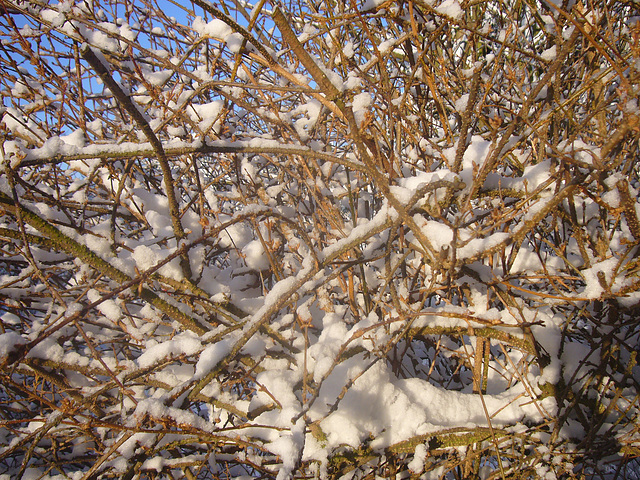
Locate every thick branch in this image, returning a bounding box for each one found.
[80,45,192,279]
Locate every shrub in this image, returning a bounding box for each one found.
[0,0,639,478]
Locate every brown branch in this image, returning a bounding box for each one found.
[80,45,193,279]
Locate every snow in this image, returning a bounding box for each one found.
[412,215,510,262]
[361,0,386,11]
[194,338,233,379]
[131,244,160,271]
[218,221,252,250]
[351,92,373,126]
[510,243,565,274]
[532,314,563,384]
[78,27,120,53]
[0,332,26,363]
[142,69,172,86]
[559,139,601,167]
[137,334,202,368]
[16,137,345,170]
[344,42,355,59]
[435,0,464,20]
[87,288,122,322]
[522,159,554,189]
[408,443,427,473]
[188,100,224,133]
[132,398,216,433]
[459,232,511,260]
[308,320,350,382]
[305,359,553,454]
[226,32,245,53]
[270,421,305,480]
[455,93,470,112]
[40,7,67,28]
[141,454,206,473]
[321,204,392,261]
[27,337,64,363]
[580,257,620,299]
[414,217,454,250]
[397,169,459,194]
[83,231,114,261]
[345,71,362,90]
[541,45,557,61]
[290,99,323,141]
[461,135,492,172]
[132,244,184,281]
[192,17,232,40]
[242,239,270,271]
[377,39,395,55]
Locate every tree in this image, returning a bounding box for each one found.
[0,0,639,478]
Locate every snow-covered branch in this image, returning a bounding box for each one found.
[0,0,639,478]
